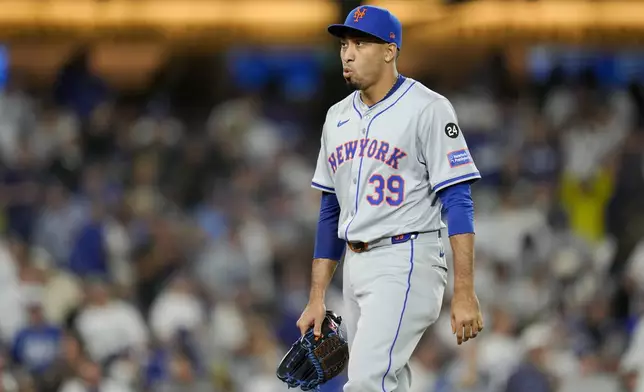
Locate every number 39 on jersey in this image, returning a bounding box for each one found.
[367,174,404,207]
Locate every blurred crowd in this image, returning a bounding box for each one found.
[0,47,643,392]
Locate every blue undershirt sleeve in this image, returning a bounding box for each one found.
[436,182,475,236]
[313,192,345,261]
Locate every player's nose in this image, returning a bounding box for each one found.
[341,48,355,63]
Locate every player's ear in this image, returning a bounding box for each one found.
[384,43,396,63]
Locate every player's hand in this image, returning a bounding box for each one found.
[450,289,483,345]
[296,301,327,338]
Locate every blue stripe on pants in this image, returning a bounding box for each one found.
[381,239,415,392]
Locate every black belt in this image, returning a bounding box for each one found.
[347,231,440,253]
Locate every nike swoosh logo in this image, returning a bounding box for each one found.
[439,251,445,257]
[337,119,350,127]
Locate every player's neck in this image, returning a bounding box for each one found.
[360,71,399,107]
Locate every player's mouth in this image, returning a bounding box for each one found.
[343,68,353,77]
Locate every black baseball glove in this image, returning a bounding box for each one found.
[276,310,349,391]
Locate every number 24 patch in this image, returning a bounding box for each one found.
[447,149,472,168]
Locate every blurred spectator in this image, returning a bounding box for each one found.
[208,288,249,360]
[0,236,28,343]
[570,295,627,369]
[102,203,134,292]
[192,187,228,244]
[192,222,251,300]
[560,162,616,245]
[29,101,79,165]
[518,114,560,188]
[40,332,83,392]
[79,103,117,164]
[206,95,282,169]
[74,280,148,364]
[476,308,521,391]
[473,186,548,266]
[409,335,443,392]
[148,275,206,345]
[609,131,644,277]
[33,249,84,327]
[124,154,166,220]
[0,142,41,242]
[0,352,20,392]
[504,323,558,392]
[129,104,184,151]
[0,77,35,168]
[620,313,644,392]
[435,341,488,392]
[560,101,627,182]
[145,331,210,392]
[237,314,293,392]
[58,358,131,392]
[160,136,213,211]
[32,180,88,268]
[53,47,109,120]
[11,301,62,378]
[133,218,185,316]
[69,202,110,279]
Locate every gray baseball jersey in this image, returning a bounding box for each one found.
[311,77,481,243]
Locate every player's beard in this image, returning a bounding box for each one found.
[344,75,360,91]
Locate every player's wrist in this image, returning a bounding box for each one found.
[309,284,328,303]
[453,284,475,296]
[453,275,475,293]
[308,291,326,304]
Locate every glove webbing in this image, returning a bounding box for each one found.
[283,330,325,391]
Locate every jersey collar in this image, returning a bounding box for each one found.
[355,75,407,113]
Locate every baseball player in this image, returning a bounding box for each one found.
[296,5,484,392]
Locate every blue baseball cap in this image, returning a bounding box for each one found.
[327,5,402,50]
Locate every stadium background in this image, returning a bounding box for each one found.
[0,0,644,391]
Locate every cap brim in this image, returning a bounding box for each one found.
[327,24,385,42]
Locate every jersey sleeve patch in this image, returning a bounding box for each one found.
[447,149,472,168]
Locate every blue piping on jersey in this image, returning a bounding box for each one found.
[352,76,406,118]
[432,172,481,192]
[381,239,415,392]
[361,75,407,109]
[352,93,363,119]
[311,181,335,193]
[343,80,417,241]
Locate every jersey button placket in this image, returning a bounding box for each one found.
[347,118,366,237]
[349,114,371,232]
